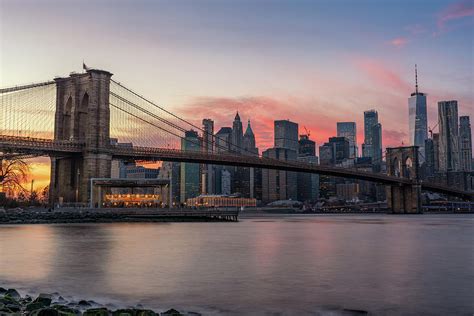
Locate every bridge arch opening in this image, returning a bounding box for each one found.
[404,157,413,179]
[392,157,400,177]
[73,92,89,140]
[63,96,73,140]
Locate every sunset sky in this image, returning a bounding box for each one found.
[1,0,473,190]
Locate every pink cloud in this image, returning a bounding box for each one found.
[436,0,474,31]
[389,37,409,48]
[352,58,411,93]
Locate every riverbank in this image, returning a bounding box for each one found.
[0,287,192,315]
[0,207,239,225]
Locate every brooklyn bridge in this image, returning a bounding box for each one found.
[1,68,472,212]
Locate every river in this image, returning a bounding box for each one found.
[0,214,473,315]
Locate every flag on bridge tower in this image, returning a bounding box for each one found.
[83,62,89,71]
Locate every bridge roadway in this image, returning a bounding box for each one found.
[1,135,473,200]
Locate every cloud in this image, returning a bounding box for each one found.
[389,37,408,48]
[352,58,411,93]
[436,0,474,32]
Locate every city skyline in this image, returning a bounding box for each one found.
[1,0,473,151]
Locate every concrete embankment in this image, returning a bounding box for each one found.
[0,207,239,225]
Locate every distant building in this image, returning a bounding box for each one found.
[187,195,257,208]
[459,116,472,171]
[362,109,379,159]
[328,137,350,164]
[433,133,440,172]
[408,65,428,161]
[438,101,460,171]
[337,122,358,158]
[274,120,299,152]
[231,112,243,153]
[242,119,259,198]
[319,142,335,166]
[298,134,316,156]
[424,138,435,177]
[180,130,201,203]
[371,123,382,172]
[214,127,233,194]
[297,134,319,203]
[201,119,215,194]
[262,147,297,203]
[336,183,359,201]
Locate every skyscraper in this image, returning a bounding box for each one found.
[362,110,379,159]
[274,120,299,152]
[329,136,350,164]
[297,134,319,202]
[214,127,232,194]
[459,116,472,171]
[180,130,201,203]
[438,101,460,171]
[337,122,357,158]
[262,148,297,203]
[371,123,382,172]
[408,65,428,160]
[242,119,259,198]
[201,119,215,194]
[231,112,243,153]
[243,119,258,155]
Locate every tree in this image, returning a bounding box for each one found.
[41,185,49,203]
[0,155,29,197]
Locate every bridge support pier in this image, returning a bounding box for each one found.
[49,69,112,206]
[386,184,421,214]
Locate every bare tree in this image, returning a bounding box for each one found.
[0,155,30,197]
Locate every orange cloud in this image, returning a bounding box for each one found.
[353,58,411,93]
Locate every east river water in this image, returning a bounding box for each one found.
[0,214,473,315]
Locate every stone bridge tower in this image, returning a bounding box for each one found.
[386,146,421,213]
[50,69,113,205]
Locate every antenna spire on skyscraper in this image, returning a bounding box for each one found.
[415,64,418,94]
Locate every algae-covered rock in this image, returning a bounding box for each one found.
[5,289,21,301]
[34,293,53,307]
[112,308,137,316]
[83,307,109,316]
[30,308,60,316]
[27,301,48,311]
[52,304,80,316]
[161,309,182,316]
[136,310,156,316]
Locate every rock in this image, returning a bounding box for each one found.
[161,309,182,316]
[51,304,80,316]
[0,287,6,295]
[5,289,21,300]
[5,303,20,312]
[136,310,156,316]
[34,293,53,307]
[112,308,137,316]
[83,307,110,316]
[78,300,92,307]
[27,302,48,311]
[30,307,60,316]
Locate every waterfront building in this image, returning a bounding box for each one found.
[459,116,472,171]
[186,194,257,208]
[262,147,297,203]
[362,110,378,159]
[438,101,460,171]
[408,65,428,161]
[337,122,358,158]
[274,120,299,152]
[180,130,201,203]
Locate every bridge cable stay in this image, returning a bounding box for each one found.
[109,80,259,157]
[0,83,56,140]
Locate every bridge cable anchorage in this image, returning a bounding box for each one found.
[110,80,258,157]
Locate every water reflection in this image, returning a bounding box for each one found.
[0,215,473,315]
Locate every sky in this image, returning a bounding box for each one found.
[0,0,473,190]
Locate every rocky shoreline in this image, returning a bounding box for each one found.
[0,287,195,316]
